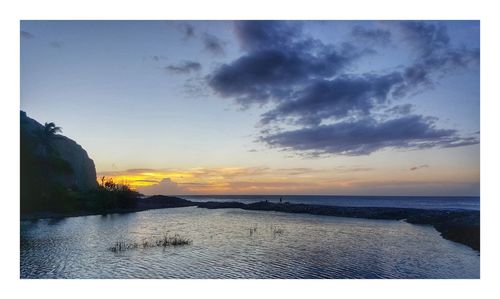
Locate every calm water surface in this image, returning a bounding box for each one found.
[20,207,479,279]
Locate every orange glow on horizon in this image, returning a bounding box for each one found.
[96,166,479,196]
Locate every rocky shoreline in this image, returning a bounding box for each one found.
[21,196,480,252]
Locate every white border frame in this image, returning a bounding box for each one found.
[2,1,499,298]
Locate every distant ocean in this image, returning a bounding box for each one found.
[182,195,480,211]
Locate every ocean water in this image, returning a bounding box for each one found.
[183,195,480,211]
[21,206,479,279]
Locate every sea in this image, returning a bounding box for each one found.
[20,196,480,279]
[184,195,480,211]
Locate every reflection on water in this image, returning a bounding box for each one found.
[20,207,479,279]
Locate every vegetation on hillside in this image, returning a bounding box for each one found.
[84,177,141,213]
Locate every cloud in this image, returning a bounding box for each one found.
[332,166,374,173]
[165,61,201,74]
[260,115,479,156]
[176,23,225,55]
[399,21,451,59]
[385,104,413,116]
[209,46,362,107]
[49,41,63,48]
[208,21,369,107]
[21,31,34,39]
[410,164,429,171]
[99,168,158,176]
[97,166,477,196]
[207,21,383,112]
[183,75,209,98]
[233,20,302,51]
[227,180,319,192]
[136,178,186,195]
[178,23,196,39]
[396,21,479,92]
[202,33,225,55]
[351,26,391,46]
[204,21,479,157]
[143,55,167,62]
[260,72,404,126]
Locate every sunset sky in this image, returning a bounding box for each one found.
[20,20,480,196]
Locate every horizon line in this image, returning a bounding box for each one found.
[151,194,480,198]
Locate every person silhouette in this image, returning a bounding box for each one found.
[280,197,282,203]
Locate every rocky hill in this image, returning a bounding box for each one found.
[21,110,97,212]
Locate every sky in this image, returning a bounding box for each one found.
[20,20,480,196]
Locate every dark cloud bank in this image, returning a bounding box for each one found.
[261,115,478,156]
[206,21,479,156]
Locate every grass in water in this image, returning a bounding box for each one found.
[249,227,258,236]
[108,233,192,252]
[155,234,192,247]
[270,225,285,236]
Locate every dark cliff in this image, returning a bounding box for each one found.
[21,111,97,190]
[21,111,98,213]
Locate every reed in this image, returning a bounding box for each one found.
[108,233,192,252]
[271,225,284,236]
[249,227,258,236]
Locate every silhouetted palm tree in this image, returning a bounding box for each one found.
[37,122,62,157]
[34,121,72,177]
[44,122,62,136]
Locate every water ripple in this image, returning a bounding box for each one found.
[21,207,479,279]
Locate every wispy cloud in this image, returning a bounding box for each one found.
[143,55,168,62]
[49,41,63,48]
[165,61,201,74]
[178,23,196,39]
[351,25,392,46]
[21,31,34,39]
[202,33,226,55]
[410,164,429,171]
